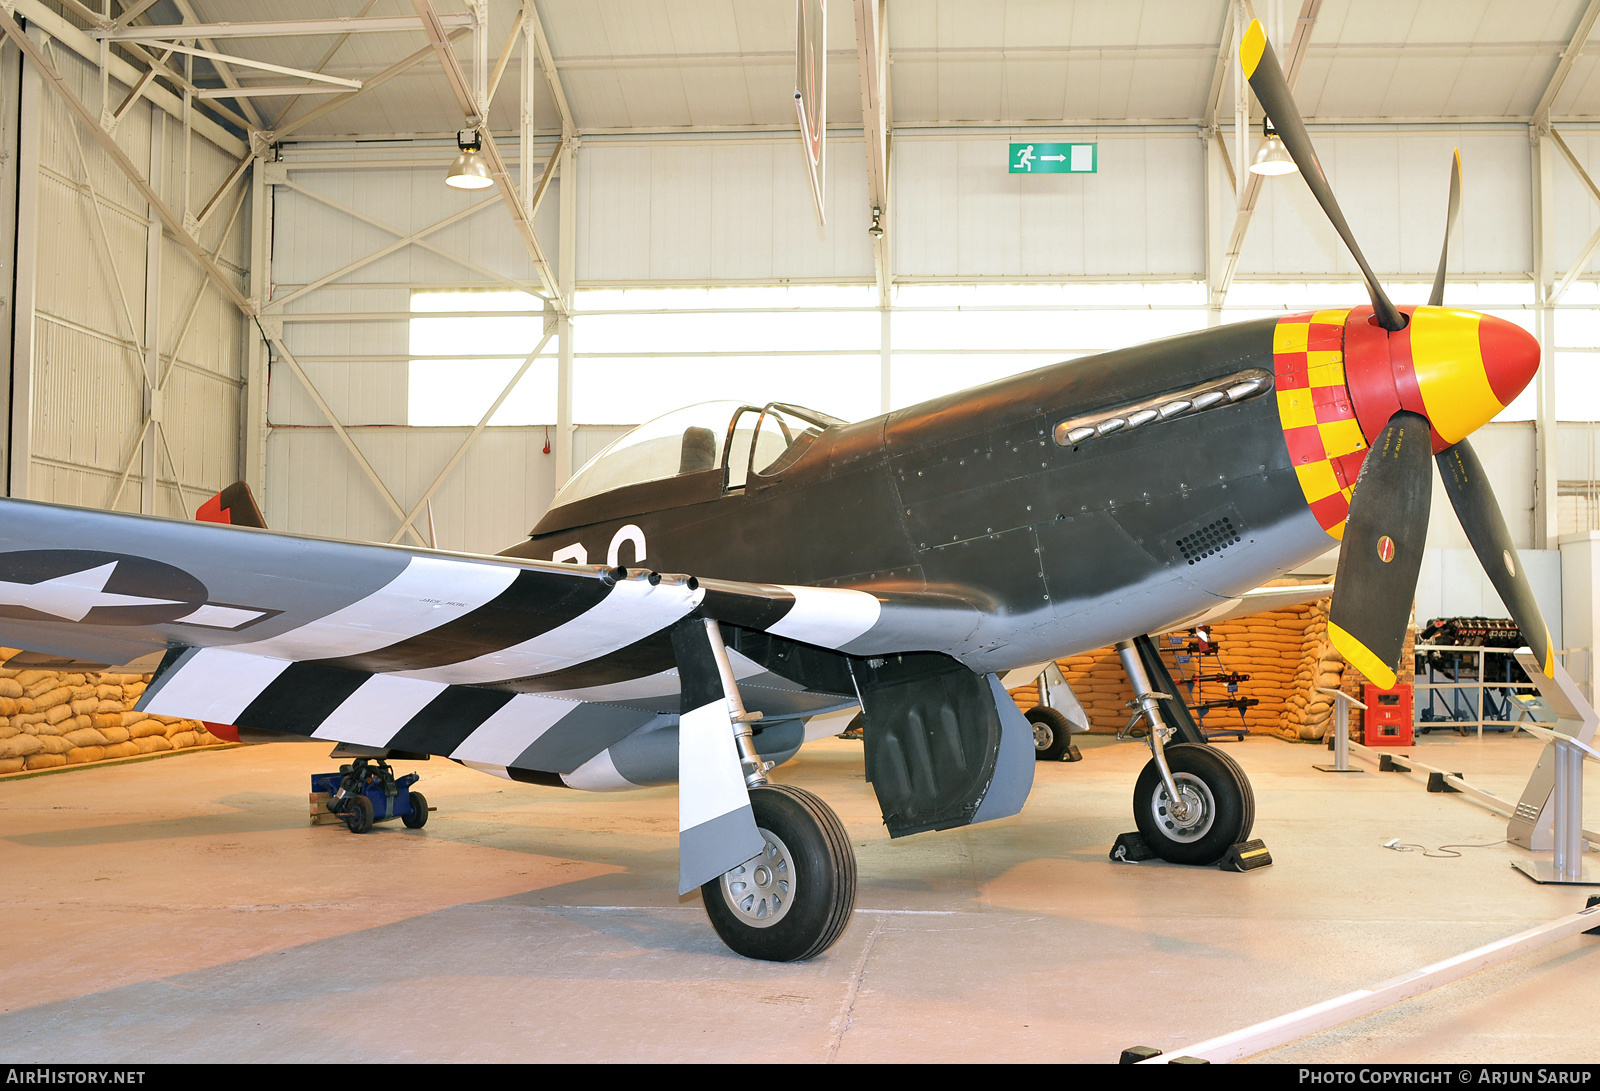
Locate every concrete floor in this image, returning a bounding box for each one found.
[1,729,1597,1063]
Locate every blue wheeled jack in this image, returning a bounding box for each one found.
[314,756,430,834]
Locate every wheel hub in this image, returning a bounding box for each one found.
[1033,721,1054,749]
[1150,772,1216,843]
[719,826,795,928]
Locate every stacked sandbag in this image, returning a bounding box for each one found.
[1007,604,1323,736]
[1161,604,1309,736]
[0,648,225,774]
[1275,598,1345,741]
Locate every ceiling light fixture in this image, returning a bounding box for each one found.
[446,127,493,189]
[1249,118,1297,177]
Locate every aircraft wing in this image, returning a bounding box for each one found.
[0,498,984,751]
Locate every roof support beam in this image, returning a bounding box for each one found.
[1533,0,1600,127]
[266,0,380,130]
[124,41,361,88]
[855,0,890,306]
[94,14,476,42]
[271,29,466,142]
[411,0,563,310]
[10,0,246,156]
[167,0,266,130]
[0,10,253,314]
[527,0,574,137]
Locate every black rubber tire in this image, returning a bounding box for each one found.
[344,794,374,834]
[1132,742,1247,865]
[701,784,856,962]
[1027,706,1076,761]
[402,790,429,829]
[1205,746,1255,841]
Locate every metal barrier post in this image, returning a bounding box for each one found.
[1313,687,1366,773]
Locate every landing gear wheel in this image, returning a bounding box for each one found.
[403,790,429,829]
[701,784,856,962]
[1205,745,1255,841]
[343,794,374,834]
[1133,742,1246,865]
[1027,706,1081,762]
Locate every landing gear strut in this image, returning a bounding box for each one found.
[1116,639,1253,864]
[689,619,857,961]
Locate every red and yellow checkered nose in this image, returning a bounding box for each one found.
[1271,306,1540,540]
[1345,305,1539,453]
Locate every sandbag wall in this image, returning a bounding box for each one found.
[0,649,220,774]
[1010,602,1341,740]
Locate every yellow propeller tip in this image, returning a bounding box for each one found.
[1241,19,1267,77]
[1328,622,1397,690]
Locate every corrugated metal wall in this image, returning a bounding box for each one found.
[22,41,246,516]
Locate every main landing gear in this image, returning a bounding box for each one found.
[701,783,856,962]
[687,619,857,962]
[1116,640,1253,864]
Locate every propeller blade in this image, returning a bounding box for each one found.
[1436,438,1555,678]
[1240,20,1407,332]
[1428,149,1462,308]
[1328,412,1434,689]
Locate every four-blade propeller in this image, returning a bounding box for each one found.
[1240,20,1550,689]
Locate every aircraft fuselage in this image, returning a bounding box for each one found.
[513,317,1329,676]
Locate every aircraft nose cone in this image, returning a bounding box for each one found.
[1409,307,1540,446]
[1478,311,1541,409]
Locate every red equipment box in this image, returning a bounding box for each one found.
[1363,683,1414,746]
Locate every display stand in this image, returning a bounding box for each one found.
[1510,722,1600,885]
[1506,650,1600,868]
[1312,686,1366,773]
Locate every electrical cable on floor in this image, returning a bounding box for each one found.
[1382,837,1507,858]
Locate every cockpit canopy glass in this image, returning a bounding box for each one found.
[549,400,840,509]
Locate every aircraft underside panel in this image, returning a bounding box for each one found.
[855,652,1035,837]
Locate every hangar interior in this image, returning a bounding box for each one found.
[3,0,1600,1065]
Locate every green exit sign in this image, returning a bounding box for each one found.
[1009,142,1097,174]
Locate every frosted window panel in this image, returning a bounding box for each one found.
[1558,354,1600,421]
[409,359,557,426]
[580,309,878,354]
[410,314,544,357]
[573,355,880,425]
[892,282,1205,308]
[575,285,875,312]
[1557,309,1600,347]
[890,354,1071,411]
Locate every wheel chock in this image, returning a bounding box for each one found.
[1110,831,1157,863]
[1064,743,1083,762]
[1218,838,1272,872]
[1426,771,1462,793]
[1379,753,1397,771]
[1120,1045,1162,1064]
[1586,896,1600,936]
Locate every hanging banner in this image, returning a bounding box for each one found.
[795,0,827,226]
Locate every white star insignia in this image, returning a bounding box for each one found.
[0,562,185,621]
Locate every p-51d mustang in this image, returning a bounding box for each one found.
[0,24,1553,961]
